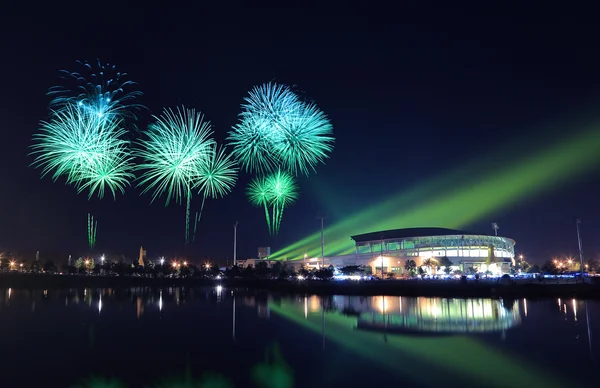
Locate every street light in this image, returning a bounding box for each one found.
[183,261,188,266]
[160,257,165,266]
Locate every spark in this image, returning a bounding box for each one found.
[31,105,134,199]
[48,59,144,126]
[136,106,216,244]
[228,82,334,176]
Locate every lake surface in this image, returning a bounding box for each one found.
[0,286,596,388]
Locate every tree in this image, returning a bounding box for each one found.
[242,264,255,278]
[271,261,283,278]
[283,262,296,277]
[422,258,437,274]
[255,261,271,279]
[314,267,334,281]
[541,260,556,274]
[439,257,453,275]
[418,266,425,275]
[75,258,84,270]
[43,260,57,273]
[339,265,362,276]
[227,265,242,279]
[298,265,309,278]
[404,260,417,275]
[85,259,95,273]
[362,265,372,276]
[528,264,541,273]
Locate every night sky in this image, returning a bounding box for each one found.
[1,3,599,264]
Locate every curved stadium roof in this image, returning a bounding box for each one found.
[350,227,512,244]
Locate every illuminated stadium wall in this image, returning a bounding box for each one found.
[318,227,515,274]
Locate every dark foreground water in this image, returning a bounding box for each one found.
[0,287,596,388]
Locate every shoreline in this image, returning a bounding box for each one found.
[0,273,599,299]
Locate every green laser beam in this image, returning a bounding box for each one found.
[271,125,600,259]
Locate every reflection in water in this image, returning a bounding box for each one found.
[586,300,594,361]
[0,287,593,387]
[358,297,520,334]
[232,291,236,341]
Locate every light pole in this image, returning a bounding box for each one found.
[317,215,326,268]
[576,218,585,281]
[160,257,165,267]
[233,221,238,267]
[380,235,384,278]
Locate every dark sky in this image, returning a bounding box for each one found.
[1,3,599,264]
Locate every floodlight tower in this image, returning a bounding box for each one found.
[491,222,499,236]
[576,218,585,281]
[233,221,239,267]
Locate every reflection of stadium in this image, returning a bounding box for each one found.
[304,228,516,275]
[291,295,521,335]
[353,297,520,334]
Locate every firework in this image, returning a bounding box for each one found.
[267,169,298,234]
[272,101,334,175]
[247,170,298,235]
[228,82,334,176]
[48,59,144,125]
[88,213,97,250]
[31,105,134,199]
[247,175,272,234]
[194,144,238,199]
[191,143,238,242]
[136,107,215,244]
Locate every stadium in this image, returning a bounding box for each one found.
[302,227,516,275]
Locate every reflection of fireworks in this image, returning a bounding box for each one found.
[247,170,298,235]
[228,82,334,176]
[48,59,144,126]
[31,105,134,199]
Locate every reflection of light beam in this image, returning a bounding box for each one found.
[523,299,527,318]
[159,290,163,312]
[98,294,102,314]
[269,300,568,387]
[573,299,577,321]
[272,126,600,259]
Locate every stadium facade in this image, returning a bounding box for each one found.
[301,227,516,275]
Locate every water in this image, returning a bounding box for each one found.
[0,287,596,388]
